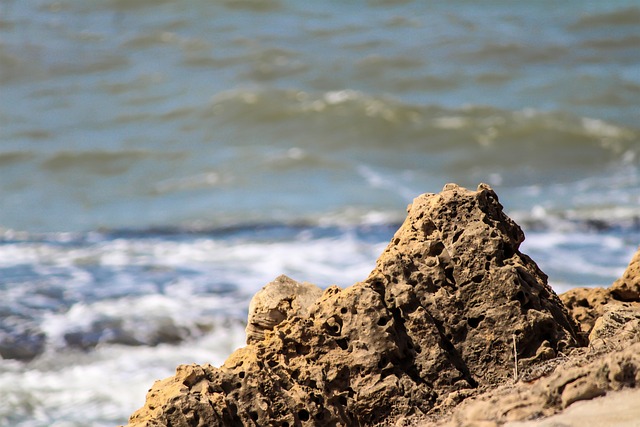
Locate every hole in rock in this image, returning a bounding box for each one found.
[577,298,590,308]
[249,411,258,421]
[422,220,436,236]
[340,307,348,314]
[514,290,527,304]
[467,315,485,328]
[377,356,388,369]
[501,242,515,259]
[295,343,310,354]
[336,338,349,350]
[377,317,388,326]
[325,316,343,336]
[338,395,348,406]
[430,242,445,256]
[472,274,484,283]
[444,267,455,284]
[238,371,245,379]
[298,409,310,422]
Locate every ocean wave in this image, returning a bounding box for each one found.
[570,6,640,29]
[205,88,639,163]
[37,150,185,176]
[0,319,247,427]
[1,216,638,362]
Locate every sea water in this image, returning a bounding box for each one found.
[1,0,639,425]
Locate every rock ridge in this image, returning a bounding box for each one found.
[560,245,640,335]
[124,184,585,427]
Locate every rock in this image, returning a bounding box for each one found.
[503,388,640,427]
[0,317,46,361]
[441,341,640,426]
[610,247,640,302]
[366,183,581,396]
[588,306,640,351]
[124,184,582,427]
[427,247,640,427]
[245,275,324,345]
[560,246,640,336]
[560,287,612,334]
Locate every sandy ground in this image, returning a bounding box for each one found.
[506,388,640,427]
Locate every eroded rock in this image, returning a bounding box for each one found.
[441,341,640,427]
[124,184,583,427]
[245,274,324,345]
[366,183,581,396]
[425,246,640,427]
[560,246,640,336]
[611,247,640,302]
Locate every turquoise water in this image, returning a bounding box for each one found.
[1,1,639,425]
[2,0,639,231]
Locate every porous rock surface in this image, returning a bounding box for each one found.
[560,245,640,335]
[245,275,324,345]
[438,341,640,427]
[124,184,582,427]
[426,246,640,427]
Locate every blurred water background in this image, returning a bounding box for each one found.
[1,0,640,425]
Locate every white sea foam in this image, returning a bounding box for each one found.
[521,231,634,289]
[356,164,417,202]
[0,321,247,427]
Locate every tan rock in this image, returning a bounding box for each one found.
[505,388,640,427]
[438,341,640,427]
[560,246,640,337]
[589,305,640,351]
[245,274,324,345]
[428,245,640,427]
[560,287,611,334]
[611,246,640,302]
[123,184,583,427]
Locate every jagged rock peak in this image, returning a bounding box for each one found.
[365,183,582,390]
[124,183,582,427]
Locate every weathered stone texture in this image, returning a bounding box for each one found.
[124,184,583,427]
[611,246,640,302]
[245,274,324,345]
[560,245,640,335]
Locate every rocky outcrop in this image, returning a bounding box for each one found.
[560,246,640,335]
[245,275,324,345]
[611,247,640,302]
[426,246,640,427]
[439,341,640,427]
[124,183,583,427]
